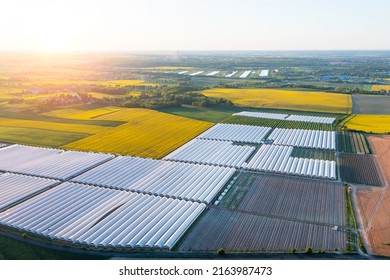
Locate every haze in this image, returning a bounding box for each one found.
[1,0,389,52]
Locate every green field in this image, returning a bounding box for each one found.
[337,131,371,154]
[159,104,243,123]
[0,127,88,147]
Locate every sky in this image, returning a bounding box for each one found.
[1,0,389,52]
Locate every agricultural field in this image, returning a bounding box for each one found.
[340,154,383,186]
[291,147,336,161]
[43,106,124,120]
[178,208,346,252]
[222,115,334,131]
[340,114,390,134]
[337,131,371,154]
[159,104,243,123]
[352,94,390,115]
[64,108,213,158]
[371,85,390,92]
[0,127,88,147]
[220,173,345,226]
[356,135,390,257]
[202,88,352,114]
[0,105,213,157]
[0,118,104,134]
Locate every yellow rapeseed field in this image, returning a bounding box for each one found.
[202,88,352,114]
[63,108,213,158]
[341,114,390,134]
[43,106,123,120]
[0,118,105,134]
[372,85,390,91]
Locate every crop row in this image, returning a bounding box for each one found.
[178,208,347,252]
[340,154,383,186]
[221,173,346,226]
[64,108,213,159]
[337,131,370,154]
[222,116,333,131]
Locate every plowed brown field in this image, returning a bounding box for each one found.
[356,135,390,256]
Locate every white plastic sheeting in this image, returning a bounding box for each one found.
[72,156,235,203]
[267,129,336,150]
[239,71,252,78]
[245,145,293,171]
[198,124,271,144]
[286,115,335,124]
[0,145,113,180]
[225,71,238,77]
[189,71,204,76]
[285,158,336,179]
[244,145,336,179]
[164,138,255,168]
[259,70,269,77]
[206,71,220,76]
[233,111,288,120]
[0,173,59,211]
[0,183,206,250]
[178,71,189,74]
[0,143,7,149]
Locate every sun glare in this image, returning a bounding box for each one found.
[32,2,77,53]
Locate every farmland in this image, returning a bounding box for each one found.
[352,95,390,114]
[340,114,390,134]
[340,154,383,186]
[337,131,370,154]
[1,105,213,157]
[64,108,213,158]
[220,173,345,226]
[178,208,346,252]
[1,52,390,259]
[43,106,124,120]
[202,88,352,114]
[371,85,390,92]
[0,127,88,147]
[222,115,334,131]
[0,118,105,135]
[356,135,390,257]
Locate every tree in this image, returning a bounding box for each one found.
[216,248,226,255]
[305,247,313,254]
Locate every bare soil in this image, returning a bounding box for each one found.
[356,135,390,256]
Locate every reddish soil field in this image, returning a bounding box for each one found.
[356,135,390,256]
